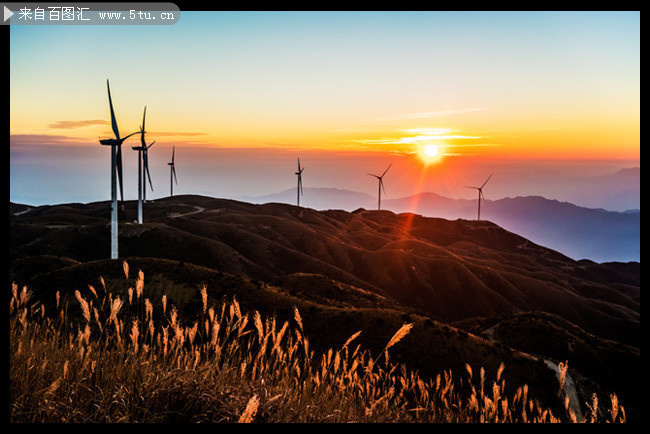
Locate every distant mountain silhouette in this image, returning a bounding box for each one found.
[239,188,640,263]
[560,167,640,211]
[238,187,376,211]
[384,194,640,264]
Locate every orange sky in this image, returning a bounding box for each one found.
[9,12,640,207]
[10,11,640,160]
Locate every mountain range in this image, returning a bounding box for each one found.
[9,195,640,420]
[239,188,639,263]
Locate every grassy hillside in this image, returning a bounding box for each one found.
[9,271,626,423]
[9,195,639,421]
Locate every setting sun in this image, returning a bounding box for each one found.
[424,144,439,157]
[417,142,445,165]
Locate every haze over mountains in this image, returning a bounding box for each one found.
[557,167,639,211]
[238,178,640,264]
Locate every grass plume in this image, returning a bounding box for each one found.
[8,264,626,423]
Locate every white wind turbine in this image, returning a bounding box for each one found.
[141,111,155,204]
[465,173,492,221]
[99,79,139,259]
[368,163,392,211]
[132,106,155,223]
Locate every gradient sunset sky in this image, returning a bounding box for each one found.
[10,11,640,206]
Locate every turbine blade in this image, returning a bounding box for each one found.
[299,176,303,195]
[139,108,146,147]
[380,178,387,197]
[481,173,493,189]
[297,158,301,171]
[146,168,154,191]
[368,173,380,178]
[381,163,392,178]
[121,131,140,141]
[106,80,120,140]
[172,145,175,163]
[172,165,178,184]
[143,152,154,190]
[148,141,155,149]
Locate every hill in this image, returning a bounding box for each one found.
[384,194,640,263]
[9,195,640,420]
[240,188,639,263]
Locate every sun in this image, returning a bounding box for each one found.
[417,143,444,164]
[424,144,439,158]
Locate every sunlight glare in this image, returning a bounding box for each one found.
[424,144,439,158]
[417,143,445,165]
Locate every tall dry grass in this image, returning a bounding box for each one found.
[9,262,625,423]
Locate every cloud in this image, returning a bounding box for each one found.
[344,126,503,156]
[10,134,90,146]
[147,131,208,137]
[48,120,109,129]
[370,108,487,122]
[401,128,480,140]
[355,128,482,146]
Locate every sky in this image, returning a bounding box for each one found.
[9,11,640,208]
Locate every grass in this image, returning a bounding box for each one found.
[9,262,625,423]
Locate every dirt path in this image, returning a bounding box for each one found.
[168,205,205,218]
[480,326,584,420]
[13,208,33,216]
[544,359,583,420]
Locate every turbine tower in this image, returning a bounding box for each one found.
[368,163,392,211]
[99,79,138,259]
[133,106,155,223]
[142,140,155,203]
[295,158,304,207]
[465,173,492,221]
[168,145,177,196]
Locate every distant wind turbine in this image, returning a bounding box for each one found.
[99,79,139,259]
[368,163,392,211]
[132,106,155,223]
[141,110,155,204]
[168,145,177,196]
[465,173,492,221]
[295,158,304,207]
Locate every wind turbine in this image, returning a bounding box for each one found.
[168,145,177,196]
[132,106,155,223]
[99,79,139,259]
[142,140,155,203]
[295,158,304,207]
[368,163,392,211]
[141,109,155,204]
[465,174,492,221]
